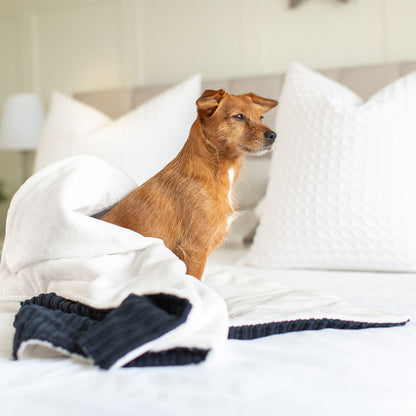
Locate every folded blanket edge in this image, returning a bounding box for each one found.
[228,317,409,340]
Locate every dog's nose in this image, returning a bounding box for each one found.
[264,130,277,145]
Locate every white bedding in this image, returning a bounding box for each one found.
[1,244,415,415]
[0,156,415,415]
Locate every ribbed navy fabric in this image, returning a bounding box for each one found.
[228,318,407,340]
[13,293,407,369]
[13,293,208,369]
[125,347,209,367]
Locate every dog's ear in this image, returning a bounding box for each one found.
[247,93,278,113]
[196,89,226,117]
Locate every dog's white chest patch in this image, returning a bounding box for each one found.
[228,168,235,205]
[226,168,236,230]
[227,214,235,230]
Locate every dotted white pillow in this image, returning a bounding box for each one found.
[246,63,416,272]
[34,75,201,185]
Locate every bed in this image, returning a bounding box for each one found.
[1,60,416,415]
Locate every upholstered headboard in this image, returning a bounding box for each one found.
[74,60,416,126]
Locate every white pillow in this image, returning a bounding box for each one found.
[246,63,416,272]
[34,75,201,185]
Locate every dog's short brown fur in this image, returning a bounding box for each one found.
[101,89,277,280]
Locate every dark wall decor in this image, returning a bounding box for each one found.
[289,0,350,8]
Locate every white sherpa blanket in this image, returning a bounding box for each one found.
[0,156,408,369]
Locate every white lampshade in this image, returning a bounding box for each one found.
[0,93,45,151]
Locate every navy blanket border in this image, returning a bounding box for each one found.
[229,318,408,340]
[13,292,208,369]
[12,293,408,369]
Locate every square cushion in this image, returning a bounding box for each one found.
[34,75,201,186]
[246,63,416,272]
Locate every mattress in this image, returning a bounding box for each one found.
[0,245,415,416]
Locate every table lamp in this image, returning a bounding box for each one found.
[0,93,45,181]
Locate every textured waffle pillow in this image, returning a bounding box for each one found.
[34,75,201,185]
[246,63,416,272]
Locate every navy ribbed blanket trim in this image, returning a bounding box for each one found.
[228,318,407,340]
[14,294,407,368]
[13,293,207,369]
[125,347,209,367]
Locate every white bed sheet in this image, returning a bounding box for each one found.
[1,245,416,416]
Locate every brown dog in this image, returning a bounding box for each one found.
[101,89,277,280]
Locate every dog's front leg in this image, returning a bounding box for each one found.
[173,245,208,280]
[185,253,208,281]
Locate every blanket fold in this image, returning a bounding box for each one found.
[0,156,409,369]
[13,293,208,369]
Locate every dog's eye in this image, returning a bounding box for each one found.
[260,116,264,121]
[233,114,245,121]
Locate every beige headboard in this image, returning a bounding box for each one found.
[74,60,416,127]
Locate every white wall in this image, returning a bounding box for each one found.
[1,0,416,236]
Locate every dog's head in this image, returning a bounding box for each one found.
[196,89,277,156]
